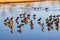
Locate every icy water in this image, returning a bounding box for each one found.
[0,2,60,40]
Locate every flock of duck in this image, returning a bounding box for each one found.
[4,12,60,33]
[46,15,60,31]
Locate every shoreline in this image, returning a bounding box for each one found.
[0,1,60,4]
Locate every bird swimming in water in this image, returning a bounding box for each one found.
[45,7,48,11]
[24,18,28,25]
[38,17,41,21]
[41,23,45,32]
[27,14,30,20]
[33,14,36,19]
[4,17,9,26]
[49,15,52,21]
[30,20,34,30]
[4,17,9,22]
[10,17,14,22]
[23,12,27,18]
[19,14,22,18]
[38,17,42,25]
[16,17,19,24]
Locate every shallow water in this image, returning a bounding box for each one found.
[0,2,60,40]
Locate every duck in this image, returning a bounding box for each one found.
[49,15,52,21]
[45,7,48,11]
[10,17,14,22]
[11,28,14,33]
[17,23,24,28]
[38,17,41,21]
[4,17,10,26]
[48,27,51,31]
[8,22,14,29]
[38,17,42,25]
[54,18,58,24]
[23,14,26,18]
[16,17,19,24]
[8,17,14,28]
[30,20,34,25]
[21,23,24,26]
[53,15,56,21]
[56,23,59,31]
[17,24,22,28]
[37,7,39,10]
[19,14,22,18]
[41,23,44,32]
[24,18,28,25]
[27,14,30,16]
[21,20,25,23]
[27,14,30,19]
[33,14,36,19]
[56,15,60,17]
[46,18,48,22]
[42,27,44,32]
[34,7,36,11]
[23,12,26,16]
[23,13,26,18]
[50,25,54,30]
[46,20,51,27]
[4,17,9,22]
[30,20,34,30]
[41,23,44,27]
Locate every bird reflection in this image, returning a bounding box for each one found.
[11,27,14,33]
[17,28,22,33]
[17,23,24,33]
